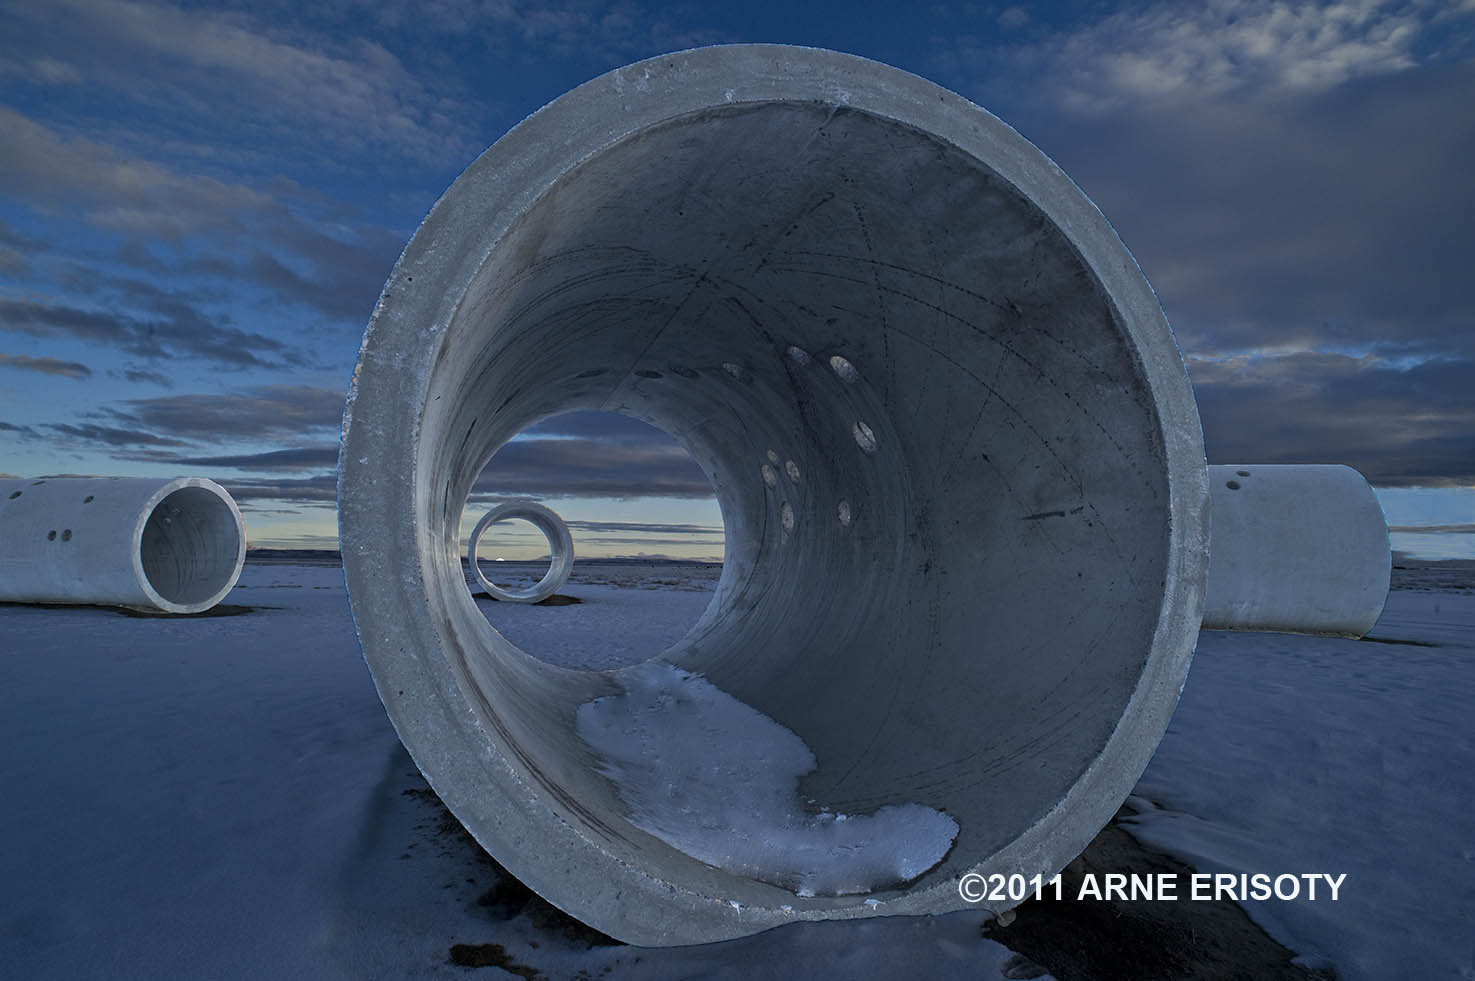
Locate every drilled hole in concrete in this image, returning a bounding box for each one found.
[61,529,72,541]
[837,500,852,526]
[1236,470,1250,477]
[83,495,94,503]
[761,464,778,488]
[7,491,19,499]
[787,345,811,365]
[671,366,699,379]
[829,355,860,383]
[766,449,779,463]
[781,502,795,534]
[1225,480,1241,490]
[853,420,878,453]
[47,530,56,541]
[465,410,724,671]
[785,460,801,482]
[636,369,664,379]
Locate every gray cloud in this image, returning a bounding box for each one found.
[168,445,341,471]
[218,473,338,504]
[0,107,404,327]
[46,422,191,448]
[0,0,479,168]
[0,296,301,370]
[567,519,722,536]
[120,367,175,387]
[927,7,1475,488]
[0,353,91,379]
[1190,352,1475,484]
[109,385,343,441]
[475,436,714,499]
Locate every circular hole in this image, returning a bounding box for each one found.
[766,449,779,463]
[852,420,878,453]
[829,355,860,383]
[1236,470,1250,477]
[785,460,801,482]
[787,345,811,365]
[31,479,44,486]
[576,368,606,379]
[761,463,778,488]
[139,486,244,609]
[470,515,555,593]
[61,529,72,541]
[47,529,56,541]
[837,500,852,527]
[465,410,724,670]
[83,495,95,503]
[1225,480,1241,490]
[7,491,19,500]
[635,369,663,379]
[781,502,795,534]
[670,366,699,379]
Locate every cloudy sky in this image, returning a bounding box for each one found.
[1,0,1471,558]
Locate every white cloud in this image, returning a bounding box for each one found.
[0,106,273,239]
[1014,0,1447,113]
[3,0,475,165]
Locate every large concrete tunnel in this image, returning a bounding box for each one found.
[337,45,1383,946]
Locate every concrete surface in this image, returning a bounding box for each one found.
[1203,464,1390,636]
[0,476,245,614]
[338,44,1211,945]
[467,500,574,603]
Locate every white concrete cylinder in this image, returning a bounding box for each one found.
[1203,464,1390,637]
[468,500,575,603]
[339,45,1210,946]
[0,477,246,614]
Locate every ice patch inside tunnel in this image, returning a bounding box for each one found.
[575,662,958,897]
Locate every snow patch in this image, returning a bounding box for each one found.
[575,663,958,896]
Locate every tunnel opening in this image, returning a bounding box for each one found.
[419,96,1174,909]
[462,410,725,669]
[139,483,245,613]
[339,45,1208,945]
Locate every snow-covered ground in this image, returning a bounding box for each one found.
[2,558,1471,979]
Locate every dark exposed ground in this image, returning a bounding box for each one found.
[982,806,1335,981]
[406,783,1326,981]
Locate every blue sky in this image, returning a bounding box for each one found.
[1,0,1472,557]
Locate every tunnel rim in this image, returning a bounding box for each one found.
[337,43,1210,946]
[131,476,246,615]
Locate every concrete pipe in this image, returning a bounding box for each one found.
[468,500,575,603]
[1203,464,1390,637]
[339,44,1215,945]
[0,476,246,614]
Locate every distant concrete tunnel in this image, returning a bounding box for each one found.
[0,477,245,614]
[338,46,1387,946]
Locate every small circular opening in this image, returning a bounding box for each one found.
[468,515,558,597]
[463,410,724,670]
[139,485,243,610]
